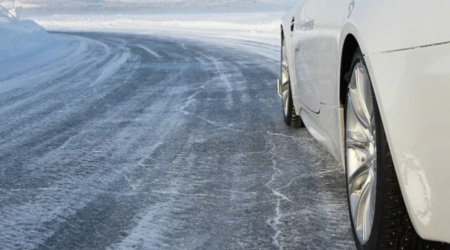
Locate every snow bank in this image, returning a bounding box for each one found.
[0,12,52,62]
[28,12,283,45]
[8,0,287,59]
[17,0,295,13]
[16,0,290,46]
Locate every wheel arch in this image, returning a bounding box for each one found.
[339,34,359,107]
[338,31,442,243]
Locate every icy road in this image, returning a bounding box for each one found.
[0,32,354,250]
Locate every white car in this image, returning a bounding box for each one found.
[277,1,450,249]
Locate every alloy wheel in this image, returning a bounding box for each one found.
[281,39,290,117]
[346,62,377,245]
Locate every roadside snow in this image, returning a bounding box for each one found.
[0,12,54,62]
[27,12,283,45]
[0,11,78,86]
[17,0,295,13]
[2,1,286,73]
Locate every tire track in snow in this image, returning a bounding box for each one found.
[136,44,162,59]
[89,51,132,87]
[0,34,179,249]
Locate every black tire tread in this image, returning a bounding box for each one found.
[289,105,302,128]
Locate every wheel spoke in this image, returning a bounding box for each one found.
[346,135,374,160]
[349,65,373,130]
[349,89,370,130]
[346,130,370,155]
[346,130,375,180]
[281,40,290,86]
[348,164,369,191]
[347,93,374,144]
[283,89,289,115]
[350,168,375,243]
[281,63,289,82]
[359,169,375,242]
[364,170,376,233]
[355,66,374,125]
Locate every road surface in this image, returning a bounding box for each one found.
[0,32,354,250]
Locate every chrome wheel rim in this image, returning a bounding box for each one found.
[281,39,290,116]
[346,62,377,245]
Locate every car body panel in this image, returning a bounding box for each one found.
[280,0,450,243]
[316,0,352,106]
[365,43,450,242]
[351,0,450,54]
[292,0,321,113]
[281,3,301,102]
[300,105,345,164]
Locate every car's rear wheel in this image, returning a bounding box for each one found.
[281,37,302,128]
[345,48,446,250]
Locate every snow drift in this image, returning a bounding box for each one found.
[0,11,52,62]
[28,12,283,45]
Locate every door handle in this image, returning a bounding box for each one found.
[291,17,295,32]
[348,1,355,17]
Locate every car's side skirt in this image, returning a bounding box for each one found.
[294,99,345,166]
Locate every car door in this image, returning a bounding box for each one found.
[291,0,321,113]
[316,0,354,106]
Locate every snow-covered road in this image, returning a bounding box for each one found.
[0,32,354,250]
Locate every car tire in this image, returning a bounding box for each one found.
[345,48,446,250]
[280,36,303,128]
[283,84,302,128]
